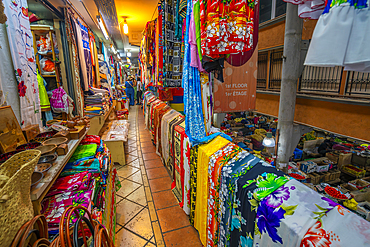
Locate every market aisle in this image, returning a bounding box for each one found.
[115,106,202,247]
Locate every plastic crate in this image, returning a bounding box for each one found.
[294,148,303,160]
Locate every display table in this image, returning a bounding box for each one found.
[30,129,88,214]
[88,105,114,135]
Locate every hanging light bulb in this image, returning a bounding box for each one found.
[263,132,276,148]
[123,19,129,34]
[127,49,131,57]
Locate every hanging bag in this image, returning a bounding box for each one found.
[10,215,49,247]
[50,87,69,113]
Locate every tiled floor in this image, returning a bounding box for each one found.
[115,106,202,247]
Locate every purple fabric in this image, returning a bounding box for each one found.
[189,8,205,72]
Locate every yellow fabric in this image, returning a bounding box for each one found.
[194,136,230,246]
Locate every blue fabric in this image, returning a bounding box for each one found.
[126,87,135,106]
[182,0,229,146]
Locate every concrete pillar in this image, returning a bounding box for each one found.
[277,3,303,170]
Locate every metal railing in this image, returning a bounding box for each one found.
[269,49,283,89]
[346,71,370,96]
[299,66,342,93]
[257,52,268,88]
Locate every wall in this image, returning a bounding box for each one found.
[256,92,370,141]
[258,19,317,51]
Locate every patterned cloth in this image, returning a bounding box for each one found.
[207,143,242,247]
[160,110,181,163]
[199,0,255,58]
[46,171,92,197]
[254,179,338,247]
[69,144,98,163]
[182,136,191,215]
[228,163,289,247]
[195,136,230,246]
[4,0,42,127]
[189,145,199,225]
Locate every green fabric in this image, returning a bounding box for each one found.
[69,144,98,163]
[193,0,202,62]
[37,70,50,109]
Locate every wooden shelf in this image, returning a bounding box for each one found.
[31,129,88,214]
[41,74,56,77]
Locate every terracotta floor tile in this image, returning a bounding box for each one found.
[116,199,144,226]
[143,152,160,161]
[152,190,178,210]
[141,146,157,154]
[115,227,148,247]
[146,167,169,180]
[157,206,190,233]
[149,177,172,193]
[116,179,141,198]
[144,159,164,169]
[125,208,153,240]
[163,226,202,247]
[141,142,154,148]
[127,186,147,207]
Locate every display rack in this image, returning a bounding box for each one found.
[31,129,88,214]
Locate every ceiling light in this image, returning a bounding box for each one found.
[263,132,276,148]
[111,46,117,54]
[127,51,131,57]
[123,19,129,34]
[97,16,109,40]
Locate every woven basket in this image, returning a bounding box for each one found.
[0,149,41,247]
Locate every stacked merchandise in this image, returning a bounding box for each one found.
[84,87,111,117]
[143,92,370,247]
[40,135,120,241]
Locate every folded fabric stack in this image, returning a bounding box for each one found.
[84,87,111,117]
[40,135,120,233]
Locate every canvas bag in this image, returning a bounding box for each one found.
[50,87,69,113]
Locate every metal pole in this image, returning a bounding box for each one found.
[277,3,303,171]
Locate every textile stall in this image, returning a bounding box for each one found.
[142,92,370,247]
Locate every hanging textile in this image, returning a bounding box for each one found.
[207,142,242,247]
[160,109,181,164]
[283,0,325,19]
[189,145,199,225]
[4,0,41,127]
[172,120,186,203]
[183,0,232,145]
[304,0,370,72]
[194,136,230,246]
[162,0,183,87]
[76,20,93,89]
[182,136,191,215]
[65,9,84,116]
[199,0,255,58]
[156,9,164,88]
[254,179,338,247]
[200,73,212,133]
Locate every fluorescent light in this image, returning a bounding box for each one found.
[127,52,131,57]
[123,19,129,34]
[97,16,109,40]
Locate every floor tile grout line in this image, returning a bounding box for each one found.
[121,225,154,244]
[160,224,192,235]
[122,206,146,228]
[154,204,179,212]
[124,195,148,208]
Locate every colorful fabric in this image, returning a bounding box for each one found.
[300,205,370,247]
[41,189,93,227]
[228,163,289,247]
[156,10,164,87]
[4,0,42,127]
[46,171,92,197]
[207,143,242,247]
[195,136,230,246]
[217,151,259,246]
[154,105,171,155]
[199,0,255,58]
[182,136,191,215]
[162,0,183,87]
[69,144,98,163]
[189,145,199,225]
[167,115,184,175]
[160,110,181,164]
[172,121,186,203]
[254,179,338,247]
[63,158,101,176]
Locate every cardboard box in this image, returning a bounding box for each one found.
[300,161,317,173]
[326,152,352,169]
[357,202,370,221]
[348,179,370,190]
[316,163,330,173]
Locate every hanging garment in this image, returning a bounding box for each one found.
[300,205,370,247]
[207,142,242,247]
[194,136,230,246]
[160,110,181,164]
[200,73,212,134]
[3,0,42,127]
[283,0,326,19]
[199,0,255,58]
[254,179,338,247]
[37,71,51,111]
[304,0,370,72]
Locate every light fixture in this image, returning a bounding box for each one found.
[123,18,129,34]
[97,16,109,40]
[127,49,131,57]
[263,132,276,148]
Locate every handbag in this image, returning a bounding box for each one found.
[0,150,41,247]
[50,87,69,113]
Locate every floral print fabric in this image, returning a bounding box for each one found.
[254,179,338,247]
[195,136,230,246]
[200,0,255,58]
[46,171,92,197]
[228,163,289,247]
[207,143,242,247]
[4,0,42,127]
